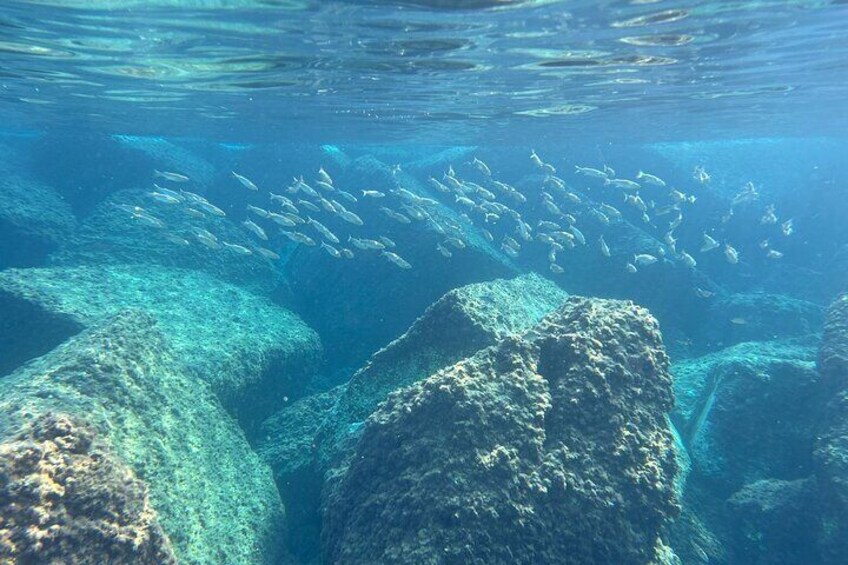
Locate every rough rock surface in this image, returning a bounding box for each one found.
[322,297,679,564]
[0,310,288,565]
[315,273,568,471]
[0,413,177,564]
[814,293,848,563]
[0,264,321,428]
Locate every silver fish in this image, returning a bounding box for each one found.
[243,219,268,240]
[636,171,666,187]
[308,217,340,244]
[634,253,658,266]
[154,170,190,183]
[436,242,453,258]
[196,201,226,217]
[317,167,333,186]
[472,157,492,176]
[599,235,610,257]
[223,242,253,255]
[362,190,385,198]
[574,165,607,179]
[281,231,316,246]
[232,171,259,191]
[321,241,342,258]
[382,251,412,269]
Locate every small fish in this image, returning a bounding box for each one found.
[247,205,271,218]
[339,209,364,226]
[179,189,206,203]
[695,288,715,299]
[428,177,451,193]
[634,253,658,266]
[730,317,748,325]
[162,233,190,246]
[575,165,607,179]
[564,192,582,204]
[269,192,294,206]
[636,170,666,187]
[232,171,259,191]
[445,237,466,249]
[472,157,492,176]
[243,219,268,241]
[298,200,321,213]
[316,180,335,193]
[282,212,305,225]
[599,203,622,220]
[530,149,544,168]
[593,210,610,225]
[724,244,739,264]
[599,235,611,257]
[436,242,453,258]
[154,170,190,183]
[548,248,558,263]
[761,204,778,225]
[194,233,220,249]
[603,164,616,178]
[268,212,297,228]
[760,239,770,250]
[341,248,355,259]
[382,251,412,269]
[569,226,586,246]
[549,263,564,274]
[321,241,342,258]
[626,262,638,274]
[317,167,333,186]
[538,220,560,231]
[605,178,641,191]
[669,213,683,231]
[153,184,184,201]
[693,165,710,184]
[501,243,519,258]
[195,200,225,217]
[543,199,563,216]
[254,246,280,260]
[132,211,165,229]
[307,217,340,244]
[223,242,253,255]
[767,249,784,260]
[782,219,794,236]
[281,231,316,246]
[701,233,720,253]
[624,194,647,212]
[545,175,565,190]
[679,250,697,269]
[476,186,496,200]
[379,236,397,249]
[664,231,677,250]
[148,191,181,204]
[349,237,385,251]
[362,190,385,198]
[481,228,494,243]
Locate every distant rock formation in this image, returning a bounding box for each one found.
[814,293,848,563]
[322,297,679,564]
[0,413,177,564]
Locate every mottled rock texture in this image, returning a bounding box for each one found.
[0,413,177,564]
[315,273,568,472]
[0,310,288,565]
[322,297,679,564]
[0,264,321,429]
[814,293,848,563]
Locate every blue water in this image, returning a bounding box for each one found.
[1,1,847,564]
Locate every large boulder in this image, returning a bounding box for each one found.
[0,264,321,430]
[0,413,177,564]
[0,310,288,564]
[261,273,567,561]
[671,337,822,495]
[314,273,568,471]
[814,293,848,562]
[322,297,680,564]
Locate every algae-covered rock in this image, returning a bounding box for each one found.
[672,338,822,495]
[322,297,679,564]
[814,293,848,563]
[0,413,177,564]
[315,272,567,471]
[0,264,321,428]
[0,310,288,565]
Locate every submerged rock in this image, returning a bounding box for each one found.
[322,297,679,564]
[0,264,321,429]
[671,337,822,494]
[314,272,568,471]
[0,413,177,564]
[0,310,288,565]
[814,293,848,563]
[0,145,76,269]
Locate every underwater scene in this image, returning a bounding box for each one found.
[0,0,847,564]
